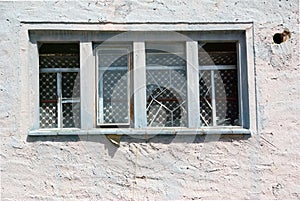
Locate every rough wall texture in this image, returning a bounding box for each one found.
[0,0,299,200]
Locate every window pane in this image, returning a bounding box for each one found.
[97,47,130,125]
[146,43,187,127]
[39,73,57,128]
[40,102,58,128]
[199,70,213,126]
[39,43,80,128]
[198,42,239,126]
[199,42,237,65]
[215,69,239,126]
[62,72,80,98]
[63,103,80,128]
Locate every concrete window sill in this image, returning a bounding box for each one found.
[28,127,251,136]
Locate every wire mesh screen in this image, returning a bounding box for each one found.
[215,70,239,125]
[39,55,80,68]
[39,72,57,100]
[198,42,237,66]
[199,42,239,126]
[146,46,187,127]
[39,44,80,128]
[62,72,80,98]
[199,71,213,126]
[40,102,58,128]
[101,70,129,124]
[199,52,237,65]
[98,49,130,125]
[39,72,58,128]
[199,70,239,126]
[62,103,80,128]
[146,71,187,127]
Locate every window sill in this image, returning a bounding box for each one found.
[28,127,251,136]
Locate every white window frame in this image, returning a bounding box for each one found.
[24,22,256,136]
[95,44,133,126]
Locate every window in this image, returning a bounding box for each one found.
[146,43,187,127]
[198,42,239,126]
[38,43,80,128]
[28,25,255,135]
[96,45,132,126]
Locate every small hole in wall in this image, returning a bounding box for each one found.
[273,29,291,44]
[273,33,283,44]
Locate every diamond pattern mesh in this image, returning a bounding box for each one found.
[215,70,239,125]
[40,103,57,128]
[39,53,80,128]
[39,73,57,100]
[199,42,237,65]
[198,42,239,126]
[63,103,80,128]
[98,49,129,124]
[99,54,128,67]
[96,43,239,128]
[146,54,186,66]
[39,72,58,128]
[199,71,213,126]
[39,55,79,68]
[101,70,129,124]
[146,50,187,127]
[199,70,239,126]
[199,52,237,65]
[62,72,80,98]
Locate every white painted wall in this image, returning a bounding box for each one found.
[0,1,299,200]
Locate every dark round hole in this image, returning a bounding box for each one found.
[273,33,283,44]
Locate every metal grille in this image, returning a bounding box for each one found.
[146,51,187,127]
[39,73,57,100]
[199,70,239,126]
[39,54,80,128]
[199,43,239,126]
[62,103,80,128]
[39,71,58,128]
[98,49,130,125]
[96,43,239,128]
[99,54,128,67]
[146,53,186,66]
[40,103,57,128]
[39,55,79,68]
[62,72,80,98]
[199,71,213,126]
[215,70,239,125]
[101,70,129,124]
[199,52,237,65]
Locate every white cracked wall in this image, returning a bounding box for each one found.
[0,0,299,200]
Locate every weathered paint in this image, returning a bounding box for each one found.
[0,0,299,200]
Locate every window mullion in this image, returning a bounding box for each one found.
[237,42,243,127]
[237,40,249,128]
[57,72,63,128]
[133,42,147,128]
[98,69,104,124]
[30,42,40,130]
[186,41,200,128]
[210,70,217,126]
[80,42,95,129]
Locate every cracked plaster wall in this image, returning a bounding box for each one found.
[0,0,299,200]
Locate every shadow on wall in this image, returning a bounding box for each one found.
[26,134,250,144]
[26,134,250,157]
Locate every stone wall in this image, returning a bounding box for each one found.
[0,1,299,200]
